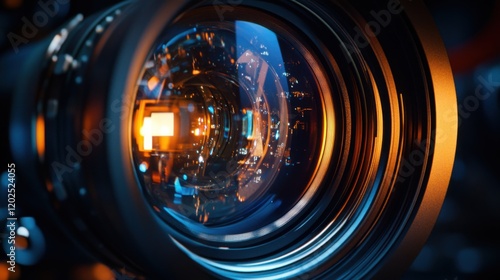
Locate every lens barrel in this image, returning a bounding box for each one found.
[4,0,456,279]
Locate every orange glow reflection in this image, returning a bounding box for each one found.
[36,115,45,160]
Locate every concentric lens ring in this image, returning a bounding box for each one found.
[22,0,456,278]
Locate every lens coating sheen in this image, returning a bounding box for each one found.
[131,18,328,236]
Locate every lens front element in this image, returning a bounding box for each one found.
[132,19,327,235]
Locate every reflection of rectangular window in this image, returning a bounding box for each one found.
[242,110,254,138]
[141,112,175,150]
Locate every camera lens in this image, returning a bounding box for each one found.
[3,0,457,279]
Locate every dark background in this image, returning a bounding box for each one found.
[0,0,499,279]
[405,1,500,279]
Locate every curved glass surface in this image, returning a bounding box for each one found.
[132,19,326,234]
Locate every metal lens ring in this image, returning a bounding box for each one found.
[127,1,455,278]
[18,0,456,278]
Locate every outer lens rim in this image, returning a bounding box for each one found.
[34,0,456,278]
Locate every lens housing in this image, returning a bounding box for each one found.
[8,0,457,279]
